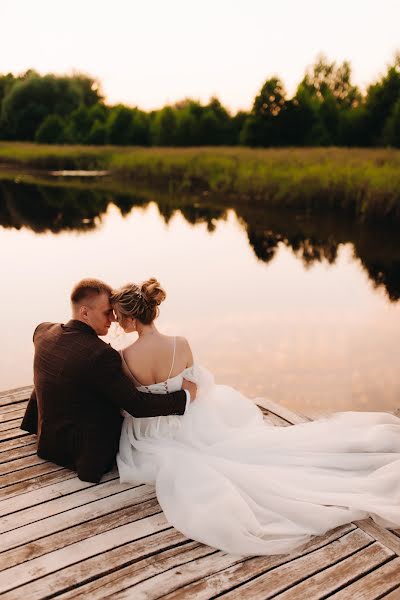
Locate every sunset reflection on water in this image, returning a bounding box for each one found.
[1,202,399,416]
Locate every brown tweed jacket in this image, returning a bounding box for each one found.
[21,320,186,483]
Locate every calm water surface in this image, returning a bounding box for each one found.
[1,177,399,416]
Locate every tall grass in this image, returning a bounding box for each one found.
[1,143,400,221]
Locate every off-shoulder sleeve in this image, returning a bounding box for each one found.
[181,364,215,400]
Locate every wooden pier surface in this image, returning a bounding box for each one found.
[1,385,400,599]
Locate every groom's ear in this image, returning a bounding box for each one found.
[80,305,89,321]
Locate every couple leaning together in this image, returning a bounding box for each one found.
[22,278,400,556]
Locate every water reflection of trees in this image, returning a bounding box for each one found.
[1,179,399,302]
[247,229,340,266]
[240,206,400,302]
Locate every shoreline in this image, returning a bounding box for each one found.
[1,143,400,223]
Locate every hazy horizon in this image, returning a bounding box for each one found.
[1,0,400,113]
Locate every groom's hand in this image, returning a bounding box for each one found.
[182,379,197,401]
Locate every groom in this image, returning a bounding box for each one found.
[21,278,196,483]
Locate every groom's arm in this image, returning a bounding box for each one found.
[93,347,187,417]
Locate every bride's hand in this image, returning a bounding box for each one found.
[182,379,197,401]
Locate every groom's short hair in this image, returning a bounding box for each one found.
[71,278,112,305]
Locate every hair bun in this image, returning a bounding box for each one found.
[141,278,166,306]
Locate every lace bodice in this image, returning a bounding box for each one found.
[136,367,195,394]
[135,366,196,394]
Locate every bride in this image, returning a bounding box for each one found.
[111,278,400,556]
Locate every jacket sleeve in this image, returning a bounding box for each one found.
[93,347,187,418]
[20,388,38,433]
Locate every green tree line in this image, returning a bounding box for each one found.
[1,54,400,147]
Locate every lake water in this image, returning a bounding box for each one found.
[1,176,399,416]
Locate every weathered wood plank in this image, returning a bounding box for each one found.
[0,418,23,432]
[0,391,399,600]
[59,543,213,600]
[0,469,118,517]
[113,529,372,600]
[0,512,171,594]
[159,524,357,600]
[329,556,400,600]
[0,427,29,442]
[255,398,309,425]
[0,387,32,406]
[0,467,78,500]
[376,585,400,600]
[0,385,32,398]
[0,453,45,476]
[0,434,36,453]
[262,411,291,427]
[112,552,247,600]
[0,461,64,489]
[3,530,196,600]
[0,408,26,423]
[0,402,28,415]
[355,518,400,556]
[218,529,376,599]
[274,542,396,599]
[2,478,137,534]
[0,484,156,553]
[0,497,162,572]
[0,441,36,465]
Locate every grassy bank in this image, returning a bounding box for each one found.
[1,143,400,222]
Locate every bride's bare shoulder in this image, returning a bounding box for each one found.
[175,336,193,367]
[121,340,140,358]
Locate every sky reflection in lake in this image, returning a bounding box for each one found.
[1,201,399,416]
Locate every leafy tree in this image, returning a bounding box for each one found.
[273,98,315,146]
[296,56,361,144]
[131,109,150,145]
[382,98,400,147]
[0,73,15,108]
[201,98,231,145]
[231,111,248,145]
[364,54,400,145]
[106,105,134,145]
[337,106,369,146]
[174,100,203,146]
[87,119,107,145]
[64,105,93,144]
[84,104,109,144]
[1,74,54,140]
[2,55,400,147]
[241,77,287,146]
[35,114,66,144]
[88,103,108,123]
[70,73,103,107]
[151,106,177,146]
[300,55,360,109]
[0,73,16,138]
[0,72,103,141]
[175,109,199,146]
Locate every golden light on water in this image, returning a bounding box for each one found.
[1,203,399,415]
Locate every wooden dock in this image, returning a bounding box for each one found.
[1,385,400,599]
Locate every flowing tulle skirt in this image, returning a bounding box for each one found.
[117,368,400,556]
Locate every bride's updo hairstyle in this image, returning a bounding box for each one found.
[111,278,166,325]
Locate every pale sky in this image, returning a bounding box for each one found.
[1,0,399,114]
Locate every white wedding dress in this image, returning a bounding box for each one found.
[117,354,400,556]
